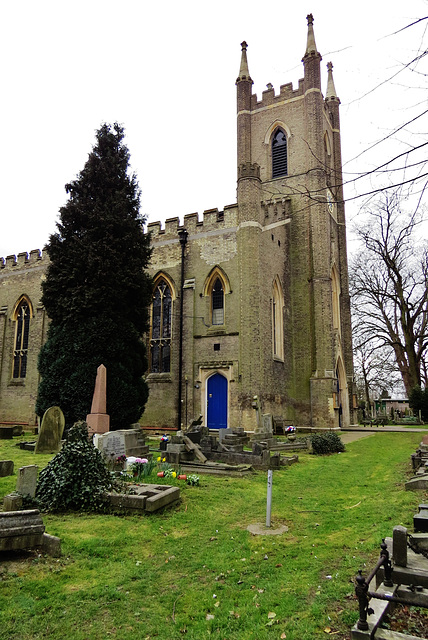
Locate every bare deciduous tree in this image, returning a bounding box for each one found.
[353,335,402,410]
[350,192,428,398]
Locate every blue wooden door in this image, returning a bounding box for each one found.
[207,373,227,429]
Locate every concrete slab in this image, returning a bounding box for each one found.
[247,523,288,536]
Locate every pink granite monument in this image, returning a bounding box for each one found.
[86,364,110,434]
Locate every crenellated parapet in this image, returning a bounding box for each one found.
[238,162,260,180]
[146,204,238,240]
[250,78,305,111]
[0,249,46,270]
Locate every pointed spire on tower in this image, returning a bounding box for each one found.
[304,13,318,56]
[236,41,253,83]
[326,62,339,100]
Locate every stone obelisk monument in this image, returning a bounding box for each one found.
[86,364,110,434]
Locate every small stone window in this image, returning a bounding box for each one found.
[13,298,31,378]
[272,128,288,178]
[212,278,224,325]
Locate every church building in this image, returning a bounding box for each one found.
[0,15,356,431]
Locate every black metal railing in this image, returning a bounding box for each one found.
[355,539,394,631]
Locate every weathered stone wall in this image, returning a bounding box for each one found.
[0,250,49,425]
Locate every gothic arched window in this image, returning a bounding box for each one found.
[272,128,288,178]
[212,278,224,325]
[13,298,31,378]
[150,278,172,373]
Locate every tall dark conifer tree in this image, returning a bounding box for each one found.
[36,123,152,429]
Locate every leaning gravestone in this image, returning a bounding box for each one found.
[35,406,65,454]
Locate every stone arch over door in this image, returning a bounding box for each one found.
[200,368,231,430]
[336,355,350,428]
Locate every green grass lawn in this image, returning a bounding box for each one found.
[0,432,426,640]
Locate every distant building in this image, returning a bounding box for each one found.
[0,15,356,431]
[374,398,410,417]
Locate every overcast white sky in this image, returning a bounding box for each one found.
[1,0,427,259]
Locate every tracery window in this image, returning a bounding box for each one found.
[212,278,224,325]
[150,279,172,373]
[13,299,31,378]
[272,128,288,178]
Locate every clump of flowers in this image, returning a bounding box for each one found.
[163,468,177,479]
[116,454,127,464]
[187,474,200,486]
[161,435,169,442]
[285,425,296,435]
[128,457,157,480]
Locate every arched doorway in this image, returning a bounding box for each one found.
[207,373,228,429]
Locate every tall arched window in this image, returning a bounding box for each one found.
[13,298,31,378]
[272,128,288,178]
[331,266,341,333]
[212,278,224,325]
[272,277,284,360]
[150,278,172,373]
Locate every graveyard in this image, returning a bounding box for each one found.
[0,427,428,640]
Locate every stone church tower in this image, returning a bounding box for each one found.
[0,15,355,431]
[232,14,354,429]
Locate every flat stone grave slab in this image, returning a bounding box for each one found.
[107,483,180,513]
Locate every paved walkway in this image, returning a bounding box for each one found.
[340,424,428,445]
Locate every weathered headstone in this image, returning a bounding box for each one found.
[0,460,14,477]
[35,406,65,454]
[261,414,273,435]
[86,364,110,434]
[16,465,38,498]
[95,429,149,460]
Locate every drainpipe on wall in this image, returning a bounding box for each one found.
[177,229,188,430]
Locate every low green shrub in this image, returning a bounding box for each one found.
[311,431,345,455]
[35,421,114,511]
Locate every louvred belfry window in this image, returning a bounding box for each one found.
[150,279,172,373]
[212,278,224,325]
[13,300,30,378]
[272,128,288,178]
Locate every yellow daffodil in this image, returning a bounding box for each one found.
[157,456,161,462]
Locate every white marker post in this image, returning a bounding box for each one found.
[266,469,273,527]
